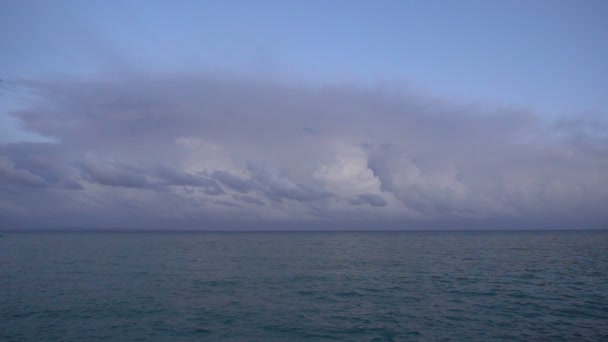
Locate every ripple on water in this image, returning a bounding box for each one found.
[1,230,607,341]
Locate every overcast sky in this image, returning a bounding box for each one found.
[1,0,607,230]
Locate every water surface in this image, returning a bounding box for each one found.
[1,231,607,341]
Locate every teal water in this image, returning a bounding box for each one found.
[1,231,607,341]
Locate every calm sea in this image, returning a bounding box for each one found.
[1,231,607,341]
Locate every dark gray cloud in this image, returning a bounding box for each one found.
[245,162,331,203]
[79,155,149,189]
[155,167,224,195]
[1,72,606,229]
[0,158,47,188]
[233,195,265,206]
[211,170,255,193]
[0,143,82,191]
[213,200,243,208]
[350,194,387,207]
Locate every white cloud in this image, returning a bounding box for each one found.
[1,72,606,229]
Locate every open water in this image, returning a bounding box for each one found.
[1,230,607,341]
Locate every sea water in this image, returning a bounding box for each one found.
[1,231,607,341]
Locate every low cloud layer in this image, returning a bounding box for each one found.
[1,72,607,229]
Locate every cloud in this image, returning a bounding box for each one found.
[211,170,255,194]
[214,200,243,208]
[0,143,83,191]
[0,157,47,188]
[246,162,331,202]
[155,167,224,195]
[1,72,606,229]
[233,194,265,206]
[349,194,387,207]
[79,154,150,189]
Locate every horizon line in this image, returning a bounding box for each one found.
[2,227,606,233]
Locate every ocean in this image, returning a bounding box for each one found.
[1,230,607,341]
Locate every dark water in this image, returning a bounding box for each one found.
[1,231,607,341]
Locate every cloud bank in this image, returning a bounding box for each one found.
[1,72,607,229]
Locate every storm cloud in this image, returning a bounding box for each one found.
[1,72,607,229]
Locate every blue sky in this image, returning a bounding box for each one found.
[3,0,607,115]
[1,1,607,229]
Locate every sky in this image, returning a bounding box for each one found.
[0,0,607,230]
